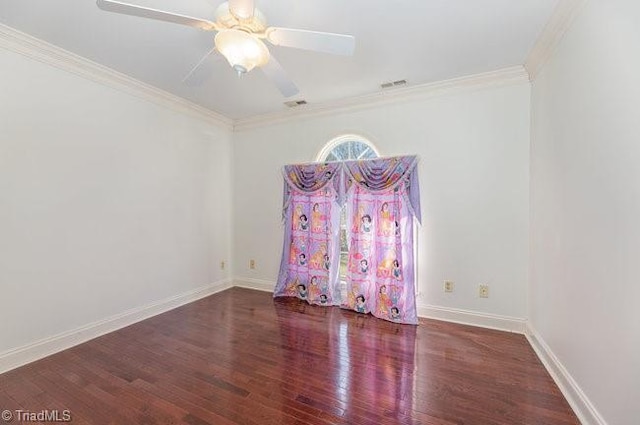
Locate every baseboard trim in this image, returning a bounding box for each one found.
[525,325,606,425]
[232,279,526,333]
[233,277,274,293]
[417,304,526,333]
[0,277,534,376]
[233,277,526,334]
[0,279,232,374]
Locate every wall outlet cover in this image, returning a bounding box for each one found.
[444,280,454,292]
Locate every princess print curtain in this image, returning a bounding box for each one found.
[343,156,420,324]
[274,163,343,305]
[274,156,421,325]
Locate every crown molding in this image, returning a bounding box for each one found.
[0,22,534,133]
[525,0,588,81]
[233,65,530,132]
[0,24,233,131]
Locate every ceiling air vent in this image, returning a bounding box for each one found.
[380,79,407,89]
[284,100,308,108]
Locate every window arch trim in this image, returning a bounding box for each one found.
[315,134,380,162]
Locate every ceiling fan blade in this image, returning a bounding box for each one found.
[261,55,299,98]
[228,0,254,19]
[266,28,355,56]
[182,47,219,85]
[96,0,216,31]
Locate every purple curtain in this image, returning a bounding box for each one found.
[274,163,343,305]
[274,156,421,325]
[342,156,420,324]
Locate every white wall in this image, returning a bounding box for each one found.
[530,1,640,424]
[0,49,233,353]
[232,82,531,321]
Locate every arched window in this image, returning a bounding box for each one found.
[317,135,380,282]
[316,134,379,162]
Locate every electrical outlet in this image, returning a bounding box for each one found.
[220,261,225,270]
[444,280,454,293]
[479,284,489,298]
[250,259,256,269]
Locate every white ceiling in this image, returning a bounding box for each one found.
[0,0,558,120]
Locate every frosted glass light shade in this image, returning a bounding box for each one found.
[215,29,270,74]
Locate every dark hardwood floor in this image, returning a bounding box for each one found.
[0,287,579,424]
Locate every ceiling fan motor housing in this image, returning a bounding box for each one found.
[215,1,266,33]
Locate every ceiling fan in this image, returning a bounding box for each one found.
[96,0,356,97]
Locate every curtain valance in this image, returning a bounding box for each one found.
[283,162,342,193]
[343,156,421,224]
[282,162,343,220]
[282,156,421,223]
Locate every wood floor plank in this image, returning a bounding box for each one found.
[0,288,579,424]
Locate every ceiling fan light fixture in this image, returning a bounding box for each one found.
[95,0,355,97]
[215,29,270,75]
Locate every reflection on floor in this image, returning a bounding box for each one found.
[0,287,579,424]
